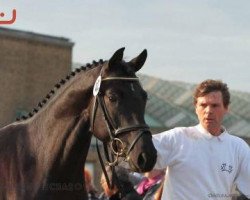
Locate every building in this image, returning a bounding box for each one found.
[0,27,73,127]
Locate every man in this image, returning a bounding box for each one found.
[152,79,250,200]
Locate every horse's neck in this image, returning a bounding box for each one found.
[26,66,101,180]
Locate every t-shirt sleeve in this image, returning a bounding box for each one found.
[152,128,180,169]
[235,141,250,198]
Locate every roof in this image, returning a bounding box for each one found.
[0,27,74,47]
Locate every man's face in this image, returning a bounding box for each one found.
[195,91,228,136]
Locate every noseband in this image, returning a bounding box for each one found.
[91,75,149,165]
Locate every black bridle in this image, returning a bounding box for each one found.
[90,74,150,193]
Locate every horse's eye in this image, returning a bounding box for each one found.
[108,95,117,102]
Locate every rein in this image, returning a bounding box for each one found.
[90,73,149,195]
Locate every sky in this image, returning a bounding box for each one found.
[1,0,250,92]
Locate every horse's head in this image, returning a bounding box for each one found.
[90,48,157,172]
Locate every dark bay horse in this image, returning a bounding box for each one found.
[0,48,157,200]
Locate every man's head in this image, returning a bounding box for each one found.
[193,79,230,135]
[193,79,230,108]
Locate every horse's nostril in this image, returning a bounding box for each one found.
[138,152,147,169]
[138,150,157,171]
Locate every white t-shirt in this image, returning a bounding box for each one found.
[153,124,250,200]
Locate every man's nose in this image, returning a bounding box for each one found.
[205,106,212,113]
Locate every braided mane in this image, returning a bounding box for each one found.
[16,59,105,121]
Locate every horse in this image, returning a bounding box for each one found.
[0,47,157,200]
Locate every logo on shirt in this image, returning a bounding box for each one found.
[220,163,233,174]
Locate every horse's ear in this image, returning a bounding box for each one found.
[129,49,147,72]
[108,47,125,69]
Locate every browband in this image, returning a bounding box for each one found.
[102,77,139,81]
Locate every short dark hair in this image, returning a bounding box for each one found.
[193,79,230,107]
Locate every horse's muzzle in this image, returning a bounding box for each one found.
[128,130,157,172]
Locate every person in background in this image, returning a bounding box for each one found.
[151,79,250,199]
[99,166,142,200]
[135,169,164,200]
[99,172,117,200]
[84,169,99,200]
